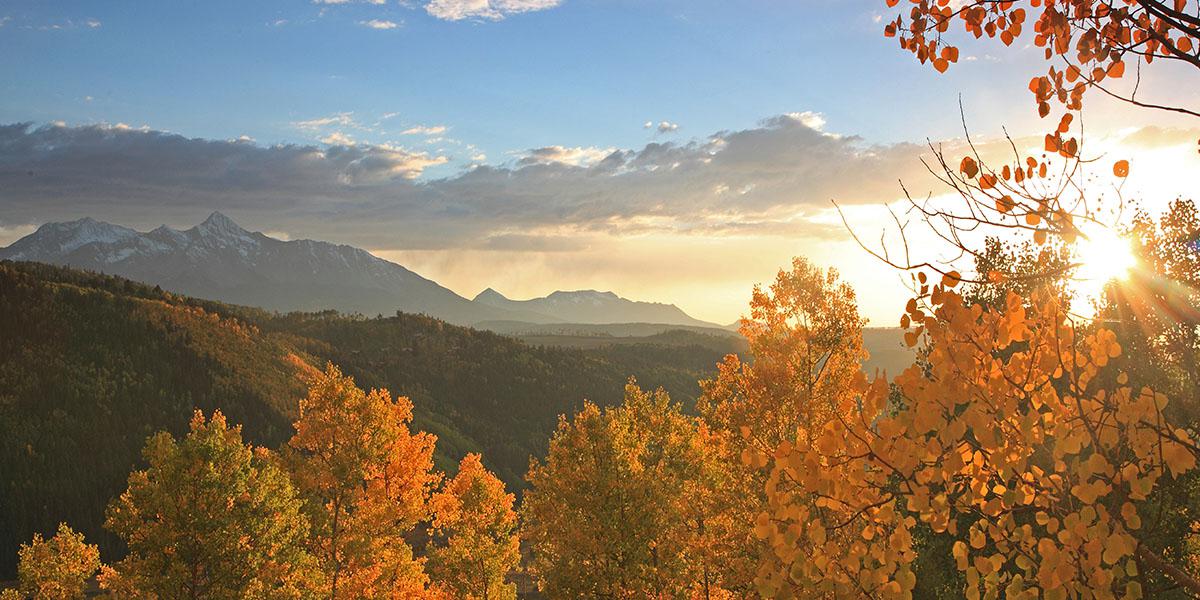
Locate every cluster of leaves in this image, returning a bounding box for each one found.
[884,0,1200,123]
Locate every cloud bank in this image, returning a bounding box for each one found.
[14,116,1190,255]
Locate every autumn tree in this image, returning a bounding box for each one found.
[101,410,316,599]
[749,272,1200,597]
[522,381,724,598]
[9,523,100,600]
[427,453,520,600]
[286,364,439,599]
[696,257,866,594]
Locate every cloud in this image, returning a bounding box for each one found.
[85,19,101,28]
[0,115,933,254]
[0,17,10,27]
[401,124,448,135]
[292,112,358,131]
[425,0,562,21]
[783,111,826,131]
[320,131,357,146]
[7,115,1181,258]
[518,145,616,167]
[657,121,679,133]
[359,19,400,29]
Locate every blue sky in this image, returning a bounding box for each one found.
[0,0,1058,168]
[1,0,1196,322]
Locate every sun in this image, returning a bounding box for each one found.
[1075,226,1137,283]
[1071,225,1137,306]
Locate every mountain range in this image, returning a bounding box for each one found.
[0,212,725,330]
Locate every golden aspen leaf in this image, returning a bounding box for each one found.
[1113,160,1129,177]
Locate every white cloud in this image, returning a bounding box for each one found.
[321,131,357,146]
[0,17,10,28]
[85,19,101,28]
[269,19,289,27]
[643,121,654,129]
[783,111,826,131]
[657,121,679,133]
[359,19,400,29]
[293,112,358,130]
[425,0,562,21]
[401,124,448,135]
[518,145,615,167]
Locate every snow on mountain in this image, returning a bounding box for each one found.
[0,213,533,324]
[1,212,719,328]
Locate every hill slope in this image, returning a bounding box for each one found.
[0,261,734,576]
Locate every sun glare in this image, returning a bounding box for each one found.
[1076,226,1137,283]
[1071,226,1137,309]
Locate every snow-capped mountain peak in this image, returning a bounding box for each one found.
[1,213,720,328]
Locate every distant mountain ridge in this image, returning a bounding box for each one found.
[0,212,722,328]
[473,287,719,328]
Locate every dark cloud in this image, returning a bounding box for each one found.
[0,116,957,251]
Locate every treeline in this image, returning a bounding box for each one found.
[0,261,734,578]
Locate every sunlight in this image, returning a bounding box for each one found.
[1071,225,1137,309]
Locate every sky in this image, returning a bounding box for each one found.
[1,0,1197,324]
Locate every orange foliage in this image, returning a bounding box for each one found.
[427,454,520,600]
[751,275,1199,597]
[287,364,440,599]
[884,0,1200,125]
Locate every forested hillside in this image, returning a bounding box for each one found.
[0,260,734,577]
